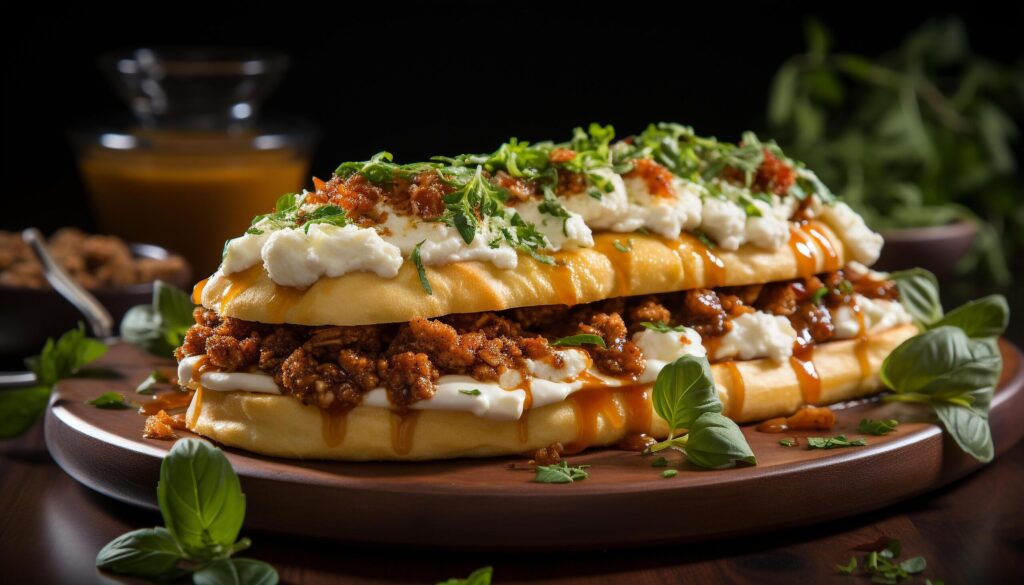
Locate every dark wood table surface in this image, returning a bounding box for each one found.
[2,281,1023,584]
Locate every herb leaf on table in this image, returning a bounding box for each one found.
[121,280,195,358]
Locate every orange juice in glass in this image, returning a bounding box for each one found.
[72,48,316,276]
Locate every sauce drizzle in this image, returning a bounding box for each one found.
[788,227,817,277]
[789,343,821,405]
[321,406,351,448]
[802,222,840,272]
[723,361,746,419]
[389,410,420,455]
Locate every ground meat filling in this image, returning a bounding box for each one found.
[175,268,899,411]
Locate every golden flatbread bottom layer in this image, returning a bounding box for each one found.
[185,324,917,461]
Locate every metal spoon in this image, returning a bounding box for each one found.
[0,229,116,388]
[21,228,114,339]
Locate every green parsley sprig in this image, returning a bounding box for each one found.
[96,439,278,584]
[534,461,590,484]
[436,566,493,585]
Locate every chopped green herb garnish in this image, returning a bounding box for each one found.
[810,286,829,304]
[779,438,796,447]
[436,566,493,585]
[651,457,668,468]
[411,241,432,295]
[612,239,633,253]
[806,435,867,449]
[836,557,857,575]
[639,321,690,333]
[534,461,590,484]
[858,418,900,435]
[661,469,678,479]
[459,389,482,397]
[550,334,606,348]
[87,392,134,410]
[136,370,170,394]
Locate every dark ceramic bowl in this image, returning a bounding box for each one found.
[0,242,191,366]
[873,220,977,281]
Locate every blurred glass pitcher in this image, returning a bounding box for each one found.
[72,48,317,276]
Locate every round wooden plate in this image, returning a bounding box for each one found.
[46,341,1024,549]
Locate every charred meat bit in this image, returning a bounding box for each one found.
[579,313,644,377]
[406,171,452,219]
[384,352,439,407]
[555,169,588,195]
[752,150,796,196]
[625,297,672,332]
[176,324,214,360]
[533,442,565,466]
[493,170,537,201]
[279,346,364,409]
[680,289,729,338]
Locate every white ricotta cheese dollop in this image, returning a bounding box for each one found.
[633,327,706,383]
[621,176,703,238]
[817,201,883,265]
[714,312,797,362]
[832,295,913,339]
[700,196,748,251]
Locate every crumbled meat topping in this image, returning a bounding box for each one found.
[143,409,186,440]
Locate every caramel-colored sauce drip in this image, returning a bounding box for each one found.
[802,221,840,272]
[789,343,822,405]
[517,379,534,444]
[788,227,817,277]
[139,389,195,416]
[220,266,263,308]
[390,411,421,456]
[564,389,626,454]
[756,405,836,433]
[192,277,209,305]
[321,406,351,448]
[617,433,656,452]
[188,386,204,428]
[723,361,746,419]
[676,233,726,287]
[704,336,723,361]
[550,253,580,306]
[616,384,655,451]
[596,238,634,296]
[266,285,304,323]
[853,300,872,385]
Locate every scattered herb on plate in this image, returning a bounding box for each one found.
[534,461,590,484]
[87,392,135,410]
[835,538,930,583]
[779,438,796,447]
[858,418,900,436]
[661,469,678,479]
[436,566,493,585]
[136,370,171,394]
[96,439,278,584]
[807,435,867,449]
[651,457,668,468]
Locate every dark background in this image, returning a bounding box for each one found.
[3,3,1020,232]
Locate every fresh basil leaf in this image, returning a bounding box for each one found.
[137,370,171,394]
[121,304,177,357]
[0,385,51,439]
[931,294,1008,339]
[95,527,185,579]
[881,327,1001,399]
[652,355,722,435]
[550,334,606,348]
[122,281,195,358]
[193,558,279,585]
[534,461,590,484]
[436,566,493,585]
[683,412,756,469]
[858,418,900,435]
[28,323,108,386]
[890,268,943,327]
[157,439,246,560]
[87,392,134,410]
[933,402,994,463]
[411,241,433,296]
